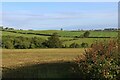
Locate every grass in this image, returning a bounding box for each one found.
[89,31,118,37]
[63,38,111,46]
[2,30,118,47]
[2,31,48,39]
[2,48,84,78]
[2,48,84,68]
[3,61,76,78]
[3,30,118,38]
[2,31,74,41]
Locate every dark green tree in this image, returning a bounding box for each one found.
[46,33,62,48]
[14,36,30,49]
[83,31,90,38]
[30,37,44,48]
[61,28,63,31]
[2,36,14,49]
[81,42,88,48]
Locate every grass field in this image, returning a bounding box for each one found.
[63,38,111,46]
[2,48,84,68]
[2,30,118,47]
[2,48,84,78]
[3,30,118,37]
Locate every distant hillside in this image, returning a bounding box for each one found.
[1,27,118,49]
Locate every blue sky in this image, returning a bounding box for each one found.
[2,2,118,30]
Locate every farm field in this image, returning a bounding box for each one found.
[2,48,84,68]
[2,48,84,78]
[2,30,118,47]
[63,38,111,46]
[3,30,118,37]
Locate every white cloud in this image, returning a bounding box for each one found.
[2,10,117,29]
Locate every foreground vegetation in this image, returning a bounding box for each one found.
[73,40,120,80]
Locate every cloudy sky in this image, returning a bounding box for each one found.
[2,2,118,30]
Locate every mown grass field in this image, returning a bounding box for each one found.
[2,48,84,68]
[2,48,84,78]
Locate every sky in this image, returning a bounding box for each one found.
[2,2,118,30]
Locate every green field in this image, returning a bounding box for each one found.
[63,38,110,46]
[2,30,118,47]
[3,30,118,37]
[2,48,84,78]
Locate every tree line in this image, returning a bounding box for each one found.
[1,33,89,49]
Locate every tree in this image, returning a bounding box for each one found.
[30,37,44,48]
[14,36,30,49]
[83,31,90,38]
[61,28,63,31]
[46,33,62,48]
[81,42,88,48]
[2,36,14,49]
[5,27,9,30]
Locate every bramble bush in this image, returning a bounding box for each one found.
[72,40,120,80]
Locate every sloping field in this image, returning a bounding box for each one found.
[3,30,118,37]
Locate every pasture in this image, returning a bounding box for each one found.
[2,30,118,47]
[3,30,118,37]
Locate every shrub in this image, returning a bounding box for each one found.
[2,36,14,49]
[30,37,45,48]
[83,31,90,38]
[81,42,88,48]
[70,43,80,48]
[62,44,69,48]
[72,40,120,79]
[14,36,31,49]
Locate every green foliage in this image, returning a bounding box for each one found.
[2,36,14,49]
[2,29,118,49]
[83,31,90,38]
[69,43,80,48]
[30,37,44,48]
[2,36,45,49]
[73,40,120,79]
[14,37,30,49]
[81,42,88,48]
[46,33,62,48]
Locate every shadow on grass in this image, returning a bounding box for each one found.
[2,61,80,79]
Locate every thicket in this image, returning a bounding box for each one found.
[72,40,120,79]
[2,32,90,49]
[2,33,63,49]
[2,36,45,49]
